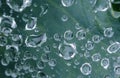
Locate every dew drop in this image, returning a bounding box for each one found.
[48,59,56,67]
[76,29,86,40]
[91,53,101,62]
[0,36,7,46]
[64,30,74,40]
[104,27,114,38]
[61,0,75,7]
[6,0,32,12]
[107,42,120,54]
[58,41,77,60]
[61,15,68,22]
[5,69,12,76]
[1,57,9,66]
[37,61,45,69]
[80,63,92,75]
[25,33,47,48]
[114,65,120,75]
[25,17,37,30]
[85,41,94,50]
[92,35,102,43]
[101,58,110,69]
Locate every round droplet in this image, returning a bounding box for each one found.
[61,0,75,7]
[41,53,49,62]
[25,17,37,30]
[107,42,120,54]
[37,61,45,69]
[24,51,32,59]
[5,69,12,76]
[53,33,61,41]
[104,27,114,38]
[43,46,51,53]
[37,71,48,78]
[92,35,101,43]
[76,30,86,40]
[114,65,120,75]
[80,63,92,75]
[61,15,68,22]
[0,36,7,46]
[64,30,74,40]
[101,58,109,69]
[91,53,101,62]
[58,41,77,60]
[48,59,56,67]
[85,41,94,50]
[6,0,32,12]
[25,33,47,47]
[1,57,9,66]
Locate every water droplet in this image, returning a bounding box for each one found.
[0,36,7,46]
[25,17,37,30]
[61,0,75,7]
[5,69,12,76]
[58,41,77,60]
[37,61,45,69]
[64,30,74,40]
[114,65,120,75]
[1,57,9,66]
[91,53,101,62]
[104,27,114,38]
[24,51,32,60]
[107,42,120,54]
[85,41,94,50]
[93,0,109,13]
[6,0,32,12]
[80,63,92,75]
[48,59,56,67]
[25,33,47,48]
[101,58,109,69]
[61,15,68,22]
[53,33,61,41]
[92,35,102,43]
[41,53,49,62]
[37,71,48,78]
[76,29,86,40]
[43,46,51,53]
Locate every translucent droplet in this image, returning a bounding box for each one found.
[6,0,32,12]
[61,15,68,22]
[53,33,61,41]
[1,27,12,36]
[41,53,49,62]
[25,33,47,48]
[64,30,74,40]
[107,42,120,54]
[114,65,120,75]
[104,75,111,78]
[92,35,101,43]
[25,17,37,30]
[91,53,101,62]
[101,58,109,69]
[80,63,92,75]
[43,46,51,53]
[37,61,45,69]
[37,71,48,78]
[5,69,12,76]
[104,27,114,38]
[0,15,17,29]
[76,30,86,40]
[85,41,94,50]
[1,57,9,66]
[48,59,56,67]
[39,4,48,17]
[93,0,109,13]
[61,0,75,7]
[0,36,7,46]
[24,51,32,60]
[58,41,77,60]
[75,23,81,30]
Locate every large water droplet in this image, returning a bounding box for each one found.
[107,42,120,54]
[80,63,92,75]
[61,0,75,7]
[6,0,32,12]
[25,33,47,48]
[58,41,77,60]
[25,17,37,30]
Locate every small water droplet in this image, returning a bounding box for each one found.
[92,35,102,43]
[61,15,68,22]
[104,27,114,38]
[80,63,92,75]
[48,59,56,67]
[76,29,86,40]
[101,58,110,69]
[64,30,74,40]
[91,53,101,62]
[85,41,94,50]
[114,65,120,75]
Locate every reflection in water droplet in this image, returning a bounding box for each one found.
[58,41,77,60]
[64,30,74,40]
[85,41,94,50]
[101,58,109,69]
[25,17,37,30]
[61,0,75,7]
[80,63,92,75]
[25,33,47,48]
[91,53,101,62]
[107,42,120,54]
[104,27,114,38]
[6,0,32,12]
[92,35,102,43]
